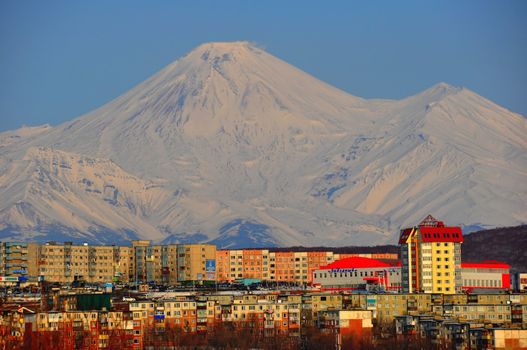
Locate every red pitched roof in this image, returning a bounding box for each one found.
[419,214,444,227]
[398,228,414,244]
[419,226,463,242]
[320,257,392,270]
[399,216,463,243]
[461,260,510,269]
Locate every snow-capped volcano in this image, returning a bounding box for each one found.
[1,41,525,246]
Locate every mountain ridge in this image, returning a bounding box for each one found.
[0,41,525,247]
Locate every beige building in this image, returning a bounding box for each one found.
[130,241,178,284]
[0,242,39,279]
[177,244,216,282]
[38,242,116,283]
[113,245,133,283]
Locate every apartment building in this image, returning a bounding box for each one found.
[215,250,231,281]
[273,251,295,282]
[292,252,308,284]
[5,241,216,285]
[228,249,244,280]
[306,251,334,284]
[242,249,265,280]
[130,241,180,284]
[113,246,132,283]
[311,294,343,316]
[399,215,463,294]
[317,309,373,342]
[0,242,39,279]
[38,242,115,284]
[131,240,152,284]
[177,244,216,282]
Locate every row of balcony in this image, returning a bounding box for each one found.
[5,242,28,248]
[4,256,28,261]
[5,263,27,268]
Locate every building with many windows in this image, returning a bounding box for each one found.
[37,242,116,283]
[0,242,38,280]
[177,244,217,282]
[215,249,336,284]
[399,215,463,294]
[461,260,510,292]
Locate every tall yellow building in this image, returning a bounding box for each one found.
[399,215,463,294]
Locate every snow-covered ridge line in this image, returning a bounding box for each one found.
[0,41,525,246]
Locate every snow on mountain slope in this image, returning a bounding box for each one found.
[0,42,525,246]
[0,147,180,243]
[314,83,527,229]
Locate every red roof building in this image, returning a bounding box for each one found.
[461,260,511,291]
[312,257,402,292]
[399,215,463,294]
[318,257,394,270]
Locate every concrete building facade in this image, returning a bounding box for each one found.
[177,244,216,282]
[0,242,38,280]
[461,261,511,292]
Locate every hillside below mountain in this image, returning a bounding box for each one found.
[462,225,527,272]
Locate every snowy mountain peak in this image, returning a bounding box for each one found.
[408,82,463,105]
[0,42,525,247]
[192,41,259,59]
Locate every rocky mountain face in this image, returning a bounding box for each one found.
[0,41,525,247]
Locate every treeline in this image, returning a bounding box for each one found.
[463,225,527,272]
[3,323,454,350]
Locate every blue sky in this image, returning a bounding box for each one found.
[1,1,526,131]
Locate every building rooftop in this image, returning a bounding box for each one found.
[399,215,463,244]
[319,256,399,270]
[461,260,510,269]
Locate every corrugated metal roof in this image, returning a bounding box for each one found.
[461,260,510,269]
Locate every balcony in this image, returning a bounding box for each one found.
[5,263,27,268]
[5,249,26,254]
[5,256,27,261]
[5,242,28,248]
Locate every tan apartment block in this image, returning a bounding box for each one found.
[177,244,216,282]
